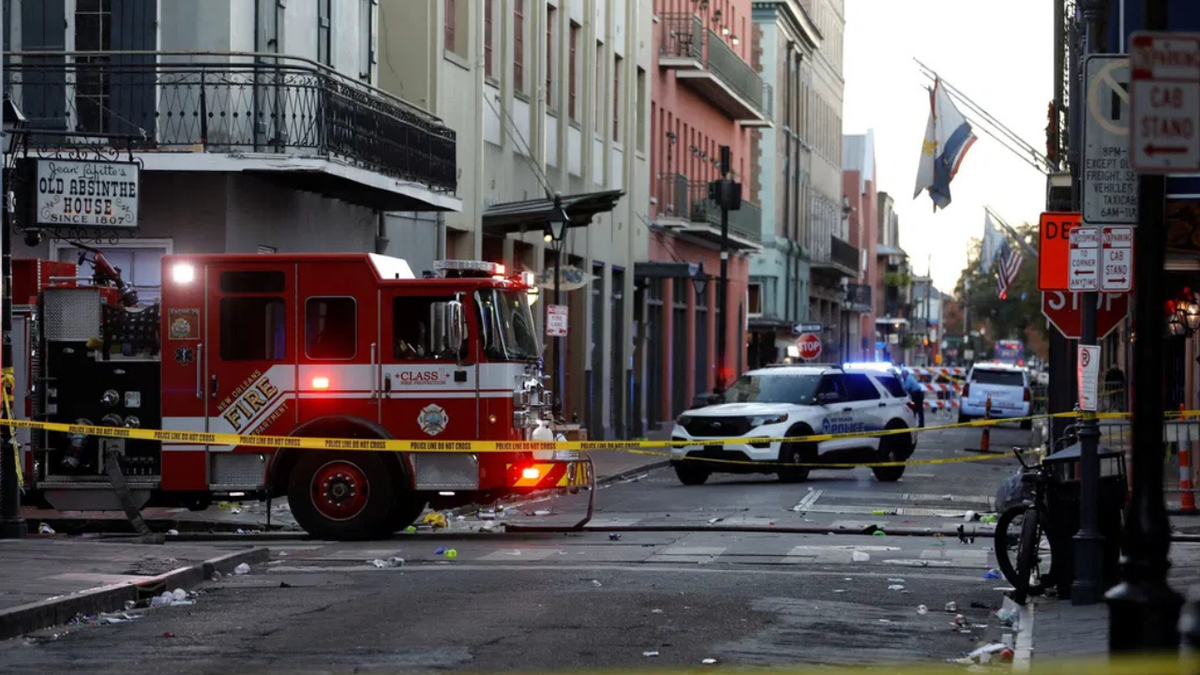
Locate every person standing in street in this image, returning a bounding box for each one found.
[901,368,925,428]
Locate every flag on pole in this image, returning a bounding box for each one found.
[979,211,1006,274]
[995,241,1024,300]
[913,78,978,211]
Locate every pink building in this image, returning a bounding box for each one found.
[842,131,879,361]
[639,0,770,424]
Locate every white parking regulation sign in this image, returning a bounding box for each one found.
[1100,225,1134,292]
[1078,345,1101,412]
[1069,225,1100,292]
[1130,32,1200,173]
[1083,56,1138,225]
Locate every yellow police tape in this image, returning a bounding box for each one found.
[499,657,1200,674]
[0,408,1189,472]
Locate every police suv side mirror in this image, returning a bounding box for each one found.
[446,301,465,354]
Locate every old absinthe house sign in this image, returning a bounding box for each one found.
[35,160,140,228]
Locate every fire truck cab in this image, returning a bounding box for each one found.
[17,252,570,539]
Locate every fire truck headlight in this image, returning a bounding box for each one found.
[100,389,119,407]
[172,264,196,283]
[124,416,140,429]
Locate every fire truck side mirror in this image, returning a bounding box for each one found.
[446,300,465,355]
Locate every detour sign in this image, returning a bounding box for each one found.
[1038,211,1082,291]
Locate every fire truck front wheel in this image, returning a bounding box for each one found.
[288,451,394,540]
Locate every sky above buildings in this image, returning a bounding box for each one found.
[842,0,1053,292]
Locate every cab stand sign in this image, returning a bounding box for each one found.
[33,159,140,229]
[1130,32,1200,174]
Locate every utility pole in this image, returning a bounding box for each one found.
[1106,0,1183,651]
[1071,0,1105,607]
[711,145,740,391]
[0,3,22,540]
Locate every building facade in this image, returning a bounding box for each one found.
[911,276,942,367]
[842,130,877,362]
[745,0,818,369]
[644,0,770,425]
[875,191,911,362]
[378,0,651,439]
[7,0,459,285]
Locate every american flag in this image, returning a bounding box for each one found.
[996,242,1023,299]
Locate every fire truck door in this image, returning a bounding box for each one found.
[296,261,380,425]
[381,292,480,487]
[205,263,296,449]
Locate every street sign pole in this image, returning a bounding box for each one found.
[1108,8,1185,651]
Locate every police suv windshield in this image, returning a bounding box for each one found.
[475,289,540,361]
[722,373,821,404]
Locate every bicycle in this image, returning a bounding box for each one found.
[993,445,1058,605]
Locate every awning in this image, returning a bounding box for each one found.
[877,244,907,257]
[634,261,702,279]
[482,189,625,236]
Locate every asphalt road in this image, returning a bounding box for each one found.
[0,419,1030,674]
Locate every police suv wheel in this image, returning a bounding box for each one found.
[288,451,394,540]
[673,460,710,485]
[777,441,811,483]
[872,423,911,483]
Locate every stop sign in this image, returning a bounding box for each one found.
[1041,291,1129,339]
[798,333,823,360]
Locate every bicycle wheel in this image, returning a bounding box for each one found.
[1015,508,1051,605]
[993,504,1027,588]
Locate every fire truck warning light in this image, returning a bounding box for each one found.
[172,264,196,283]
[311,377,330,390]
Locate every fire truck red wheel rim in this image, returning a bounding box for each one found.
[311,461,371,521]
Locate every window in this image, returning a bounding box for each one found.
[844,373,881,401]
[484,0,493,77]
[444,0,456,54]
[612,55,622,141]
[635,67,646,152]
[877,375,907,398]
[392,296,459,360]
[360,0,377,81]
[747,282,762,315]
[568,23,579,120]
[722,373,820,404]
[305,297,357,359]
[546,5,555,103]
[317,0,332,65]
[75,0,112,134]
[220,271,285,294]
[816,375,846,400]
[594,41,603,132]
[970,369,1026,387]
[56,243,168,303]
[514,0,525,91]
[221,298,286,361]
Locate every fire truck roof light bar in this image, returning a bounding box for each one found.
[433,260,505,278]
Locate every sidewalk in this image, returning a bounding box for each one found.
[0,538,267,640]
[1019,540,1200,665]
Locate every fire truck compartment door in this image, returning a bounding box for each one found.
[205,264,297,449]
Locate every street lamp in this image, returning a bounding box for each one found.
[691,261,707,297]
[0,96,26,539]
[545,194,569,419]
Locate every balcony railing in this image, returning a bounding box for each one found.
[687,180,762,246]
[831,236,860,273]
[846,283,872,312]
[4,52,457,192]
[658,14,772,123]
[655,172,690,220]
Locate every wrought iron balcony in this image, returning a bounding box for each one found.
[685,180,762,250]
[654,172,690,224]
[811,235,859,277]
[4,52,457,196]
[845,283,872,313]
[658,14,772,126]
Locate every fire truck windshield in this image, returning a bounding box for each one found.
[475,289,540,361]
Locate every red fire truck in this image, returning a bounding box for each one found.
[13,251,578,539]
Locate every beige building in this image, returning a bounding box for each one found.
[379,0,652,439]
[799,0,849,359]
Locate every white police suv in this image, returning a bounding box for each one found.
[959,362,1033,429]
[670,364,919,485]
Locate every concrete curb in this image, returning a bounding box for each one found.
[1014,601,1035,672]
[0,546,270,641]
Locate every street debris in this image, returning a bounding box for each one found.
[949,642,1010,665]
[167,529,179,536]
[701,658,717,664]
[534,510,552,517]
[592,580,603,588]
[233,562,251,575]
[963,510,976,521]
[643,651,659,658]
[424,513,448,529]
[833,589,846,593]
[445,549,458,559]
[851,551,870,562]
[887,584,904,591]
[887,578,905,583]
[210,571,222,582]
[944,601,958,612]
[609,533,621,541]
[651,609,664,614]
[995,597,1020,627]
[982,568,1003,579]
[279,582,293,588]
[38,523,55,534]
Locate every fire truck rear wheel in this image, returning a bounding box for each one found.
[288,451,394,540]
